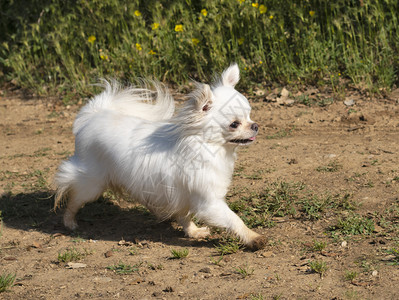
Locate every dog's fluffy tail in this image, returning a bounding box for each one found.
[73,80,175,135]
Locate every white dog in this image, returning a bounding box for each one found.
[54,64,266,250]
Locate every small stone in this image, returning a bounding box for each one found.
[32,241,42,249]
[104,250,113,258]
[199,267,211,273]
[280,88,290,97]
[163,286,174,293]
[66,262,87,269]
[260,251,274,258]
[341,241,347,247]
[283,99,295,106]
[4,256,17,261]
[344,99,355,106]
[93,277,112,283]
[372,270,378,277]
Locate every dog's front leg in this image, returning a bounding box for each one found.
[195,200,267,250]
[177,215,210,239]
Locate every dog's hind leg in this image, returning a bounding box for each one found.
[63,177,105,230]
[56,158,106,230]
[177,215,210,239]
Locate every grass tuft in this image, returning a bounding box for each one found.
[331,214,375,236]
[170,248,189,259]
[309,260,328,278]
[0,273,16,293]
[215,238,242,255]
[57,247,91,263]
[107,262,142,274]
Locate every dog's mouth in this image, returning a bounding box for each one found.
[229,136,256,145]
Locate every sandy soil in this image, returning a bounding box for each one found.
[1,87,399,299]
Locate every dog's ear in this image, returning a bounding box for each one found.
[221,63,240,87]
[194,83,213,112]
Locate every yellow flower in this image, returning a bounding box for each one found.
[309,10,315,17]
[252,3,259,8]
[175,24,184,32]
[259,4,267,14]
[148,50,156,55]
[269,15,274,19]
[259,60,263,64]
[87,35,96,44]
[238,0,245,3]
[201,9,208,17]
[238,37,244,45]
[100,54,109,61]
[151,23,160,30]
[134,10,141,17]
[135,43,142,51]
[192,38,200,45]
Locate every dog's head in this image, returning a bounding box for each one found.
[181,64,258,146]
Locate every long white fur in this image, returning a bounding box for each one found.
[54,64,265,248]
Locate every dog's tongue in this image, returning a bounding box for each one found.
[249,136,256,141]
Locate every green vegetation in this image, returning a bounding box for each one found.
[331,214,375,236]
[309,260,328,278]
[304,240,327,253]
[1,0,398,98]
[215,238,242,255]
[170,248,189,259]
[235,263,254,278]
[57,247,92,263]
[386,247,399,265]
[229,182,356,228]
[0,273,16,293]
[316,160,343,173]
[344,270,358,283]
[107,261,142,274]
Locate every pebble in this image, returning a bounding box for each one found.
[372,270,378,277]
[341,241,348,247]
[199,267,211,273]
[344,99,355,106]
[66,262,87,269]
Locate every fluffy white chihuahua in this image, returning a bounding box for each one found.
[55,64,266,250]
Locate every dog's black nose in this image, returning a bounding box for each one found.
[251,123,259,132]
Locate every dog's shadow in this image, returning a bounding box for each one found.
[0,191,214,249]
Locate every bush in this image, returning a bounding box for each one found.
[1,0,398,97]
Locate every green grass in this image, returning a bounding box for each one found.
[0,273,16,293]
[107,261,142,274]
[215,238,242,255]
[344,270,358,283]
[316,160,343,173]
[235,263,254,278]
[386,247,399,265]
[170,248,189,259]
[304,240,327,253]
[58,247,91,263]
[309,260,328,278]
[1,0,398,98]
[229,182,357,227]
[330,214,375,236]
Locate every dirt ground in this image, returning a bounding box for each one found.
[1,86,399,300]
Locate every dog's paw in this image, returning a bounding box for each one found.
[246,235,267,251]
[64,215,78,231]
[188,226,210,239]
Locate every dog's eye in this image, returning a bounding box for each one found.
[229,121,240,129]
